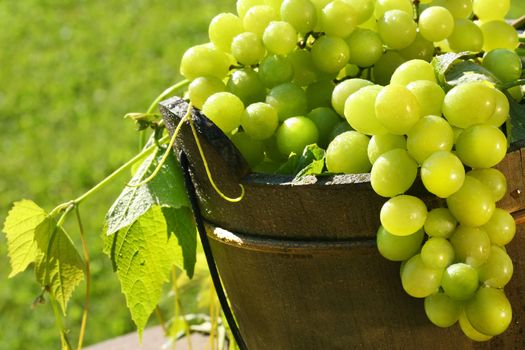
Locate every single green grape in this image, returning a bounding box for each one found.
[479,20,519,52]
[276,116,319,157]
[486,88,510,127]
[307,107,341,148]
[380,195,427,236]
[473,0,510,21]
[263,21,298,55]
[407,115,454,164]
[374,0,413,17]
[258,55,294,88]
[311,35,351,74]
[320,0,358,38]
[208,12,244,53]
[482,208,516,246]
[424,208,457,239]
[372,50,406,86]
[443,82,497,128]
[401,254,443,298]
[202,92,244,133]
[418,6,455,42]
[482,49,522,83]
[398,33,434,62]
[375,84,421,135]
[446,19,483,52]
[376,226,424,261]
[288,49,323,87]
[447,176,495,227]
[458,310,493,342]
[377,10,417,50]
[421,237,455,269]
[243,5,278,38]
[236,0,266,18]
[441,262,479,301]
[465,287,512,336]
[227,68,266,106]
[306,80,335,110]
[188,76,226,109]
[442,0,473,19]
[421,151,465,198]
[325,131,371,173]
[455,124,507,169]
[230,131,265,167]
[280,0,318,34]
[241,102,279,140]
[477,245,513,288]
[231,32,266,66]
[345,85,387,135]
[346,29,383,67]
[180,44,231,80]
[371,148,418,197]
[266,82,308,121]
[424,291,462,328]
[450,225,491,267]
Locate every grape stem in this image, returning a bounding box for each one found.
[498,79,525,91]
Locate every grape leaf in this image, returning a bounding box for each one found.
[432,52,479,89]
[275,144,326,177]
[108,205,196,337]
[2,200,46,277]
[105,148,189,236]
[445,61,499,87]
[34,217,84,314]
[506,94,525,144]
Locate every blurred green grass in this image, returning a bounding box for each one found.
[0,0,232,348]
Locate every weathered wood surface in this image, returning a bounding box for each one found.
[161,97,525,349]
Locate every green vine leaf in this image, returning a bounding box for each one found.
[2,200,46,277]
[275,144,326,177]
[445,60,499,87]
[105,148,189,236]
[506,93,525,144]
[34,218,85,314]
[108,205,196,337]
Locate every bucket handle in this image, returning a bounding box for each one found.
[180,150,249,350]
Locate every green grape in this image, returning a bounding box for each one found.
[343,0,375,24]
[482,49,522,83]
[372,50,406,86]
[307,107,341,148]
[376,226,424,261]
[441,263,479,301]
[231,131,265,167]
[377,10,417,50]
[477,245,513,288]
[280,0,317,33]
[458,310,493,342]
[241,102,279,140]
[328,120,352,141]
[467,168,507,202]
[306,80,335,110]
[401,254,443,298]
[479,20,519,52]
[358,13,378,30]
[442,81,496,128]
[390,59,436,86]
[441,0,472,19]
[371,148,417,197]
[320,0,358,38]
[311,35,351,74]
[473,0,510,21]
[421,151,465,198]
[424,208,457,238]
[263,21,298,55]
[406,80,445,117]
[266,82,308,121]
[447,176,495,227]
[231,32,266,66]
[424,291,462,328]
[446,19,483,52]
[465,287,512,336]
[331,78,372,116]
[418,6,455,42]
[482,208,516,246]
[188,76,226,109]
[345,85,388,135]
[374,0,413,17]
[236,0,266,18]
[398,33,435,62]
[243,5,278,38]
[509,85,524,102]
[380,195,427,236]
[450,225,491,267]
[208,13,244,53]
[346,29,383,67]
[227,68,266,105]
[421,237,455,269]
[276,116,319,157]
[367,133,407,164]
[486,88,510,127]
[264,134,286,162]
[288,50,322,87]
[325,131,371,173]
[375,84,421,135]
[311,0,332,31]
[180,44,231,80]
[202,92,245,133]
[258,55,294,88]
[407,115,453,164]
[455,124,507,169]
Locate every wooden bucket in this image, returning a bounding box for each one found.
[160,97,525,350]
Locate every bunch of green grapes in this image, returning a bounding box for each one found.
[178,0,524,340]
